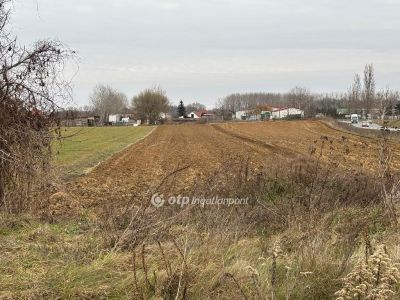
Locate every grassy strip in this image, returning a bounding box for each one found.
[53,126,154,178]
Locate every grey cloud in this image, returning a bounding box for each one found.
[12,0,400,107]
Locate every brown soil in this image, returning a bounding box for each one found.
[67,120,400,209]
[215,120,400,172]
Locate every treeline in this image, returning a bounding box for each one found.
[216,88,343,118]
[346,65,400,118]
[60,85,209,124]
[62,64,400,124]
[216,64,400,119]
[60,85,171,125]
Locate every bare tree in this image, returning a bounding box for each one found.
[377,88,399,120]
[347,74,362,112]
[216,90,343,118]
[90,85,128,123]
[362,64,375,116]
[59,107,79,127]
[214,98,234,120]
[217,92,285,113]
[288,86,314,117]
[131,87,170,124]
[0,0,74,212]
[186,102,206,113]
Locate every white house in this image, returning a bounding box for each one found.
[188,110,214,119]
[159,112,172,120]
[234,107,304,120]
[108,114,121,123]
[189,111,200,119]
[271,108,304,119]
[234,110,249,120]
[234,110,271,121]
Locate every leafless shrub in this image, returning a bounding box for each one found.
[270,242,282,300]
[93,136,395,298]
[378,133,399,224]
[0,0,74,213]
[131,239,193,299]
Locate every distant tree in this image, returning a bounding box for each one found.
[217,92,286,112]
[90,85,128,123]
[131,87,170,124]
[314,94,341,117]
[288,87,314,117]
[177,100,186,117]
[377,88,399,120]
[214,98,234,120]
[216,91,345,118]
[347,74,362,112]
[168,104,178,118]
[59,107,79,127]
[80,105,93,116]
[186,102,206,113]
[288,87,311,108]
[362,64,375,116]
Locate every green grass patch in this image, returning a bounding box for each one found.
[387,119,400,128]
[53,126,154,178]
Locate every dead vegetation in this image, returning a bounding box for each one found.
[1,0,400,298]
[74,134,397,299]
[0,0,73,213]
[2,116,400,298]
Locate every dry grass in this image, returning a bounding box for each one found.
[0,207,398,299]
[2,129,400,299]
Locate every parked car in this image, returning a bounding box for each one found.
[361,121,369,128]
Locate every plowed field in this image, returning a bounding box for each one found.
[69,120,400,207]
[215,120,400,171]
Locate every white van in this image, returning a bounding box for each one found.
[350,114,359,124]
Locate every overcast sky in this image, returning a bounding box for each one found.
[12,0,400,108]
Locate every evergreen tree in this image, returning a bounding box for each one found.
[177,100,186,117]
[395,102,400,116]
